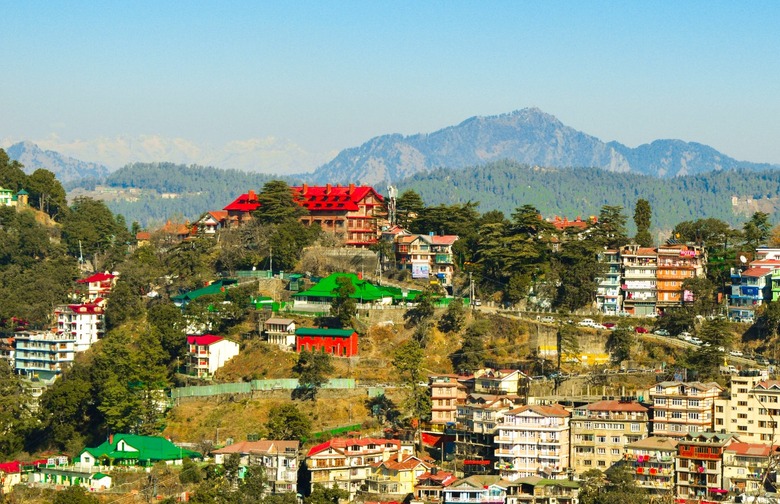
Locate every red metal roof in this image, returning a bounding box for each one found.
[307,437,399,457]
[77,272,115,284]
[224,190,261,212]
[0,461,21,473]
[741,267,773,277]
[224,185,383,214]
[187,334,224,346]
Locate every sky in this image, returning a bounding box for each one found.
[2,1,779,173]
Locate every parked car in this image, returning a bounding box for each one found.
[579,318,596,327]
[541,316,555,324]
[654,329,670,336]
[690,337,703,345]
[645,312,659,318]
[730,350,744,357]
[592,323,607,330]
[678,331,692,341]
[634,326,648,334]
[603,322,616,330]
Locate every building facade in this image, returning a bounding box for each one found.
[624,436,678,497]
[655,244,706,310]
[596,249,622,315]
[648,381,724,437]
[14,331,75,383]
[54,301,106,352]
[620,245,658,316]
[295,328,359,357]
[675,433,735,502]
[186,335,240,378]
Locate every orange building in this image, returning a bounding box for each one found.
[656,244,706,310]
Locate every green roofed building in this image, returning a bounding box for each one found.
[78,434,201,468]
[172,279,237,307]
[293,273,421,307]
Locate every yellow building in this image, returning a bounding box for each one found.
[366,454,432,496]
[714,374,780,443]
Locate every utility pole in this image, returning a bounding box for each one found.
[269,246,273,274]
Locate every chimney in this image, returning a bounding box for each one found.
[248,190,257,201]
[397,450,403,463]
[348,183,355,195]
[109,433,114,445]
[326,183,332,195]
[301,184,308,196]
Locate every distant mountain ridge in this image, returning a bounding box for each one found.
[311,108,779,184]
[6,141,110,182]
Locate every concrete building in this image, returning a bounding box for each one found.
[186,335,240,378]
[620,245,658,316]
[569,399,649,475]
[655,244,706,311]
[493,404,570,481]
[596,249,622,315]
[648,381,724,437]
[675,432,736,502]
[54,301,106,352]
[455,395,519,474]
[262,317,296,349]
[714,373,780,444]
[722,442,775,497]
[429,374,463,426]
[14,331,75,383]
[624,436,678,497]
[211,440,299,494]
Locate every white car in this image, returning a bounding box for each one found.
[541,316,555,324]
[730,350,744,357]
[579,319,596,327]
[690,337,703,345]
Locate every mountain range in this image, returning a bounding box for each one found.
[5,141,110,182]
[310,108,779,184]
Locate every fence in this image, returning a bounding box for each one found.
[170,378,357,400]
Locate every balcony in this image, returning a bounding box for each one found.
[435,254,453,264]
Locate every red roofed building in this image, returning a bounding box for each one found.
[656,244,706,310]
[367,454,433,496]
[391,233,459,286]
[723,441,776,496]
[729,264,775,322]
[570,399,649,475]
[295,327,358,357]
[414,469,457,503]
[54,300,106,352]
[76,272,117,302]
[195,210,229,235]
[0,460,22,494]
[186,335,240,378]
[548,215,596,231]
[306,438,407,498]
[224,184,386,247]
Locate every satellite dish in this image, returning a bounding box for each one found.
[740,255,748,264]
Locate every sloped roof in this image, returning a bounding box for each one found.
[80,434,200,462]
[725,442,773,457]
[626,435,679,451]
[307,437,400,457]
[224,190,261,212]
[582,400,647,412]
[292,185,384,212]
[742,267,773,278]
[264,317,294,325]
[372,454,431,472]
[171,279,237,302]
[212,440,299,455]
[448,474,508,489]
[187,334,224,346]
[77,272,115,284]
[506,404,570,417]
[293,273,389,301]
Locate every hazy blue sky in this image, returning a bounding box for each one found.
[2,1,779,171]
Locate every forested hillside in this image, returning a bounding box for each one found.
[397,161,780,232]
[69,162,296,226]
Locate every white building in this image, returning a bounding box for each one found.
[54,301,106,352]
[262,317,296,349]
[494,404,571,481]
[212,440,299,494]
[186,335,240,378]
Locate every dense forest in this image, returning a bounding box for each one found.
[396,160,780,232]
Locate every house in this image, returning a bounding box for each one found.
[0,461,22,494]
[295,328,358,357]
[293,273,394,308]
[212,440,299,494]
[429,374,463,426]
[473,369,523,396]
[172,279,238,308]
[0,337,14,368]
[135,231,151,247]
[224,184,387,247]
[54,300,106,352]
[14,330,75,383]
[569,399,649,475]
[262,317,296,349]
[442,475,509,504]
[723,442,776,497]
[392,234,459,287]
[729,266,774,322]
[186,335,240,378]
[494,404,571,481]
[675,432,736,502]
[306,437,405,498]
[76,272,117,302]
[624,436,678,497]
[195,210,229,235]
[79,434,200,468]
[648,381,724,437]
[505,476,580,504]
[414,468,457,503]
[366,454,432,496]
[596,249,622,315]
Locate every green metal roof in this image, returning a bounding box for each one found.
[80,434,201,462]
[293,273,422,302]
[172,279,237,303]
[295,327,356,337]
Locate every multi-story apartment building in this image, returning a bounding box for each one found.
[493,404,570,481]
[620,245,658,316]
[729,266,774,322]
[714,374,780,444]
[648,381,724,437]
[429,374,463,426]
[441,475,509,504]
[655,244,705,311]
[54,301,106,352]
[722,442,775,497]
[211,440,299,494]
[472,369,523,396]
[393,233,459,287]
[596,249,622,315]
[569,399,649,475]
[366,454,432,496]
[624,436,678,498]
[675,432,736,502]
[14,331,75,383]
[455,394,519,474]
[306,438,405,499]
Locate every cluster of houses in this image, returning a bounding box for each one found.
[421,367,780,502]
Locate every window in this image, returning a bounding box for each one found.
[611,436,621,444]
[631,423,641,432]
